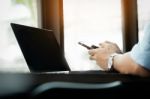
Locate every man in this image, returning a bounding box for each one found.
[88,24,150,77]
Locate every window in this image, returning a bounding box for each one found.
[0,0,38,72]
[63,0,122,70]
[138,0,150,41]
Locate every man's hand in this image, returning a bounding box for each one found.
[88,41,122,70]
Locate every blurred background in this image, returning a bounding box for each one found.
[0,0,150,72]
[0,0,38,72]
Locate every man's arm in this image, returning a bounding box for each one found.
[88,41,150,77]
[113,53,150,77]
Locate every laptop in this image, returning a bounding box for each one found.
[11,23,70,72]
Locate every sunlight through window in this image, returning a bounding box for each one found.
[0,0,38,72]
[63,0,122,70]
[138,0,150,41]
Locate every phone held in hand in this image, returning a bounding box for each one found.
[78,42,98,50]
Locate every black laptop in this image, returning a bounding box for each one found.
[11,23,70,72]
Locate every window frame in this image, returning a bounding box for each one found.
[41,0,64,49]
[41,0,139,53]
[121,0,139,52]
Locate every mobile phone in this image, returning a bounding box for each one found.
[78,42,98,50]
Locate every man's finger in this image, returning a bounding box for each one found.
[105,41,116,45]
[89,55,96,60]
[88,49,97,56]
[99,42,108,48]
[105,41,112,43]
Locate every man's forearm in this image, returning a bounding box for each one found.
[113,53,150,77]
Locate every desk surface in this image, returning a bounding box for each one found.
[0,73,150,98]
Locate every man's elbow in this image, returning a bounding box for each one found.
[134,65,150,77]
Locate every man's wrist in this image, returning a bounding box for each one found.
[107,53,119,71]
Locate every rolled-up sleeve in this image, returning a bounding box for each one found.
[130,23,150,70]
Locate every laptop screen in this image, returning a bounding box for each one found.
[11,23,70,72]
